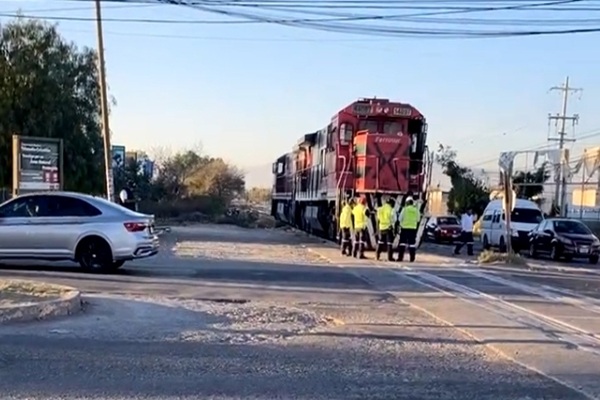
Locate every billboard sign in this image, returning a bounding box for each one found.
[112,145,126,169]
[12,135,63,195]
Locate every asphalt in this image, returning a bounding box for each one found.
[0,224,599,399]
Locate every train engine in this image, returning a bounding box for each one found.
[272,97,429,248]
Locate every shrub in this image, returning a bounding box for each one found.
[478,250,528,266]
[138,195,225,219]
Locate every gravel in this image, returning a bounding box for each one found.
[0,294,585,400]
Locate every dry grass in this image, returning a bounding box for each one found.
[0,280,71,307]
[477,250,529,266]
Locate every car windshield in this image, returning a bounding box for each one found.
[511,208,543,224]
[438,217,458,225]
[554,220,591,235]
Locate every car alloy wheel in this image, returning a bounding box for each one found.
[78,238,113,273]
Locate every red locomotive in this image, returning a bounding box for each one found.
[271,97,430,247]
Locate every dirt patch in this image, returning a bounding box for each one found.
[0,280,70,308]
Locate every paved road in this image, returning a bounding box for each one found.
[0,224,599,399]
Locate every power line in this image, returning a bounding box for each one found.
[10,0,598,38]
[465,128,600,169]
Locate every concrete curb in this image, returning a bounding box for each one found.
[0,284,82,325]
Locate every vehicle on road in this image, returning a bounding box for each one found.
[480,199,544,253]
[0,191,159,272]
[528,218,600,264]
[425,215,462,243]
[271,97,430,249]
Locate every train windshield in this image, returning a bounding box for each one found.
[358,119,378,133]
[383,121,403,135]
[358,119,403,135]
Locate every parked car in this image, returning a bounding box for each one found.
[0,191,159,272]
[480,198,544,253]
[528,218,599,264]
[425,215,462,243]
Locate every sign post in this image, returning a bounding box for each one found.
[12,135,64,196]
[498,152,516,256]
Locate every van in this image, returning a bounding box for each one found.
[480,199,544,252]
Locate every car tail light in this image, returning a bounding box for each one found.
[124,222,147,232]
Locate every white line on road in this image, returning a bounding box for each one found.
[540,284,600,308]
[463,269,600,317]
[380,264,600,357]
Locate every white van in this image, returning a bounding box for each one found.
[480,199,544,252]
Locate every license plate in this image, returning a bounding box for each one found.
[579,246,589,254]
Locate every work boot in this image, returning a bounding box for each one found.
[409,247,416,262]
[467,244,474,256]
[397,246,406,262]
[358,243,366,259]
[387,246,393,262]
[375,244,382,261]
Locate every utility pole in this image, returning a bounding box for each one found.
[95,0,114,201]
[548,76,581,216]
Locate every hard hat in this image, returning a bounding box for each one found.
[405,196,414,204]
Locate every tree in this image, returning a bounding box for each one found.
[435,144,490,216]
[246,187,271,203]
[0,18,106,193]
[187,158,245,203]
[113,156,152,201]
[512,163,550,200]
[154,150,203,199]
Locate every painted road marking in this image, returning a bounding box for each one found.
[382,264,600,357]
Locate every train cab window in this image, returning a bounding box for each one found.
[339,123,353,144]
[383,121,403,135]
[358,120,378,133]
[277,162,284,174]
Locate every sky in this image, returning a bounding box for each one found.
[1,0,600,188]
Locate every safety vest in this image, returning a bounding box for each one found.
[352,204,367,229]
[339,204,353,229]
[400,205,419,229]
[377,204,393,230]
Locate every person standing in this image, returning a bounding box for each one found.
[397,196,420,262]
[454,208,474,256]
[352,197,368,259]
[376,197,395,261]
[339,199,354,256]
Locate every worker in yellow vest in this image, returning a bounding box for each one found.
[339,199,354,256]
[397,196,420,262]
[352,197,368,259]
[376,196,395,261]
